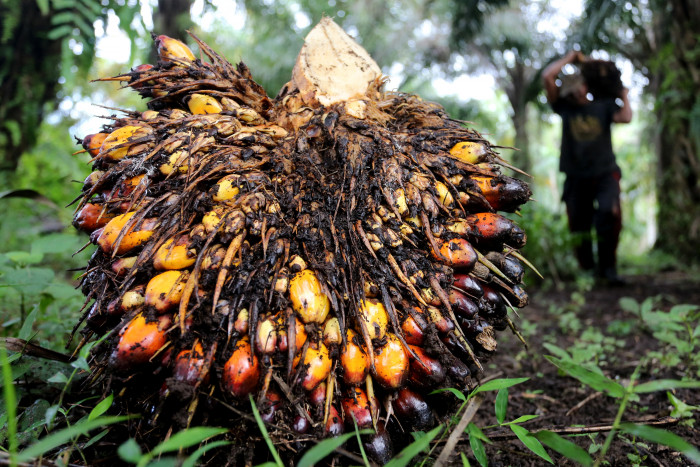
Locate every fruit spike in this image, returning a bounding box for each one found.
[71,19,533,464]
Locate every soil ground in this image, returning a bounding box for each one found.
[461,270,700,466]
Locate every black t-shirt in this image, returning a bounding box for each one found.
[552,98,620,178]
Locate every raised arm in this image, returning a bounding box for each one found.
[542,50,583,104]
[613,87,632,123]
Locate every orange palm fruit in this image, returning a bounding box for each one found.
[145,270,189,313]
[97,212,158,255]
[112,313,171,369]
[465,212,527,248]
[186,93,223,115]
[432,237,477,269]
[99,125,153,161]
[407,345,446,389]
[295,342,332,391]
[372,333,409,389]
[73,203,116,232]
[357,298,389,340]
[292,316,308,351]
[82,133,109,157]
[341,387,372,427]
[449,141,487,164]
[289,269,330,324]
[401,307,427,345]
[222,337,260,398]
[340,329,370,385]
[153,237,196,270]
[469,175,531,212]
[155,35,195,63]
[173,342,209,385]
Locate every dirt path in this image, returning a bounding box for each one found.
[462,270,700,465]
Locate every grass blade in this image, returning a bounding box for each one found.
[298,431,372,467]
[250,395,283,467]
[509,424,553,464]
[544,356,624,398]
[182,439,231,467]
[1,346,18,465]
[17,415,133,462]
[151,426,228,456]
[620,423,700,464]
[385,424,443,467]
[533,430,593,466]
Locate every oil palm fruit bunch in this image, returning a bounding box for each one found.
[71,19,533,463]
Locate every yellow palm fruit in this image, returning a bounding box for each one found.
[153,237,196,270]
[434,181,454,207]
[155,35,195,63]
[212,175,241,202]
[449,141,487,165]
[202,206,229,233]
[357,298,389,340]
[159,150,190,175]
[120,287,146,311]
[111,256,138,277]
[145,270,189,313]
[97,212,158,255]
[141,110,159,121]
[322,317,341,346]
[186,93,223,115]
[255,315,278,354]
[289,269,330,324]
[100,125,153,161]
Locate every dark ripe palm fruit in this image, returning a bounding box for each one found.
[70,18,534,463]
[394,387,435,430]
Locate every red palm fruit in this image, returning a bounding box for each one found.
[452,273,484,299]
[325,405,344,436]
[97,212,158,254]
[104,174,147,202]
[401,314,425,346]
[340,329,370,385]
[111,256,137,277]
[407,345,446,390]
[82,133,108,157]
[427,306,454,334]
[73,203,116,232]
[393,387,435,430]
[432,237,477,270]
[479,283,508,320]
[223,337,260,398]
[309,381,326,407]
[465,212,526,249]
[112,313,171,370]
[293,414,311,433]
[373,333,409,389]
[363,421,394,464]
[342,387,372,428]
[448,288,479,320]
[260,389,282,423]
[484,251,524,283]
[173,342,208,385]
[295,342,332,391]
[469,175,531,212]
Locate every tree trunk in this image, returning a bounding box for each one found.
[652,0,700,258]
[0,2,62,171]
[505,62,531,175]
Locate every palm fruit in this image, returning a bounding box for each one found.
[70,19,533,464]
